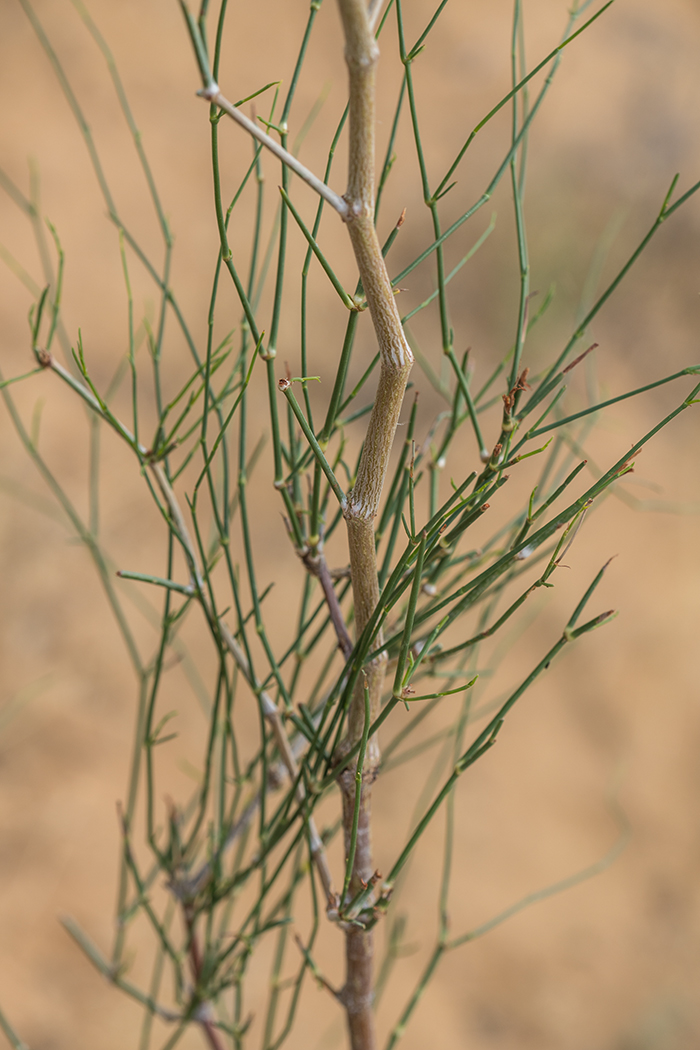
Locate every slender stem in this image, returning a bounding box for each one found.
[280,381,347,509]
[183,909,227,1050]
[197,84,348,217]
[0,1006,29,1050]
[333,3,414,1047]
[302,550,354,661]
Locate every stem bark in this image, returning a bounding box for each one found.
[336,2,413,1047]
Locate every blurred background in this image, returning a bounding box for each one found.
[1,0,700,1047]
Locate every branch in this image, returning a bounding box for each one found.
[338,0,413,528]
[151,463,204,591]
[199,83,349,218]
[183,906,228,1050]
[61,915,182,1022]
[219,622,339,915]
[179,1,348,215]
[138,457,339,915]
[0,1006,29,1050]
[367,0,387,33]
[176,791,262,898]
[301,547,354,660]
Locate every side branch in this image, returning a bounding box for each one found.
[219,623,339,915]
[179,2,348,215]
[302,548,354,661]
[141,444,340,915]
[199,84,349,219]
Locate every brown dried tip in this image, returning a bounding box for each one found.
[396,207,406,229]
[278,377,290,391]
[515,367,530,391]
[563,343,598,375]
[359,870,382,890]
[504,368,531,412]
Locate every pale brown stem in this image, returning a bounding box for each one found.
[302,548,354,660]
[199,83,349,218]
[338,757,379,1050]
[335,3,413,1049]
[367,0,387,33]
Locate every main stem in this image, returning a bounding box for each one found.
[336,2,413,1047]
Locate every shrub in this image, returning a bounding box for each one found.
[1,1,698,1048]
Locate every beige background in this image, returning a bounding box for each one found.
[1,0,700,1047]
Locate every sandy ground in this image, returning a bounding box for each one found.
[1,1,700,1048]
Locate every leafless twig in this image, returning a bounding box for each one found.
[302,548,354,660]
[198,83,349,218]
